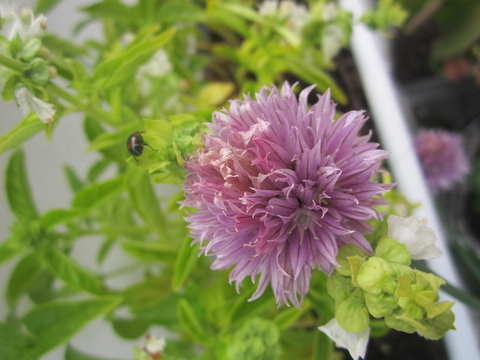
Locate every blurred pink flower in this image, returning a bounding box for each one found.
[415,129,470,192]
[183,83,390,307]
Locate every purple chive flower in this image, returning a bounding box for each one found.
[414,128,470,192]
[183,83,391,307]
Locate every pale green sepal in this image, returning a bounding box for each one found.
[335,244,366,276]
[394,273,413,298]
[364,292,398,318]
[357,257,396,295]
[384,314,416,334]
[335,291,370,333]
[414,270,446,292]
[348,256,365,287]
[326,271,354,301]
[375,237,411,266]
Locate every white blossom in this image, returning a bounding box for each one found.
[387,215,443,260]
[10,7,46,42]
[319,319,370,360]
[318,318,370,360]
[144,334,166,357]
[15,87,56,123]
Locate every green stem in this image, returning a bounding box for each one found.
[48,82,117,125]
[0,53,26,72]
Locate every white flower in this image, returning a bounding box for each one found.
[10,7,47,42]
[15,87,56,123]
[144,334,166,357]
[319,319,370,360]
[387,215,443,260]
[258,0,279,17]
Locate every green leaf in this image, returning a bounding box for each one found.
[87,125,137,152]
[81,0,136,24]
[39,208,81,229]
[281,55,347,105]
[43,245,106,295]
[92,27,176,90]
[35,0,62,13]
[7,252,43,308]
[0,236,28,265]
[23,58,49,86]
[433,2,480,59]
[0,322,34,360]
[63,165,85,193]
[273,306,304,330]
[172,237,199,291]
[126,169,166,237]
[121,240,177,263]
[72,176,124,209]
[177,298,210,345]
[17,38,42,61]
[65,344,123,360]
[0,114,44,154]
[87,159,112,183]
[157,0,205,23]
[23,296,122,357]
[112,318,149,339]
[5,149,39,220]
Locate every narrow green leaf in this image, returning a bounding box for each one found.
[172,237,199,291]
[177,298,210,345]
[65,344,123,360]
[93,27,176,90]
[7,252,43,308]
[5,149,39,220]
[281,55,347,105]
[81,0,136,24]
[157,0,204,23]
[63,165,85,193]
[0,236,28,265]
[273,306,304,330]
[72,176,124,209]
[43,245,106,295]
[28,269,56,304]
[312,326,333,360]
[87,125,137,152]
[126,170,166,237]
[121,240,177,263]
[40,208,81,229]
[0,322,34,360]
[87,159,112,183]
[23,296,122,357]
[35,0,62,13]
[112,318,149,339]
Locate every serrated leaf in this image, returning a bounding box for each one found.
[6,149,39,220]
[112,318,149,339]
[72,176,124,209]
[43,245,106,295]
[92,27,176,90]
[7,252,43,308]
[0,114,44,154]
[23,296,122,357]
[121,240,177,263]
[172,237,199,291]
[177,298,210,345]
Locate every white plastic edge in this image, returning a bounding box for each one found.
[339,0,480,359]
